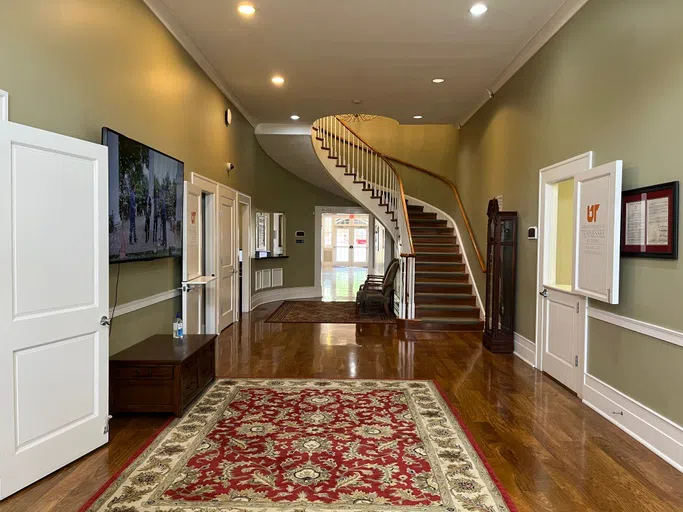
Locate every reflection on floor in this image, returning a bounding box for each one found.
[322,266,368,302]
[5,304,683,511]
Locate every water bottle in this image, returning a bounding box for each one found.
[176,313,183,338]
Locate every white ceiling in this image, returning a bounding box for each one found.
[146,0,589,127]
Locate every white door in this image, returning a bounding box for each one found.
[182,182,202,281]
[352,227,369,267]
[0,121,109,499]
[218,186,236,332]
[333,227,351,265]
[182,182,203,334]
[536,153,592,396]
[540,287,583,391]
[573,161,623,304]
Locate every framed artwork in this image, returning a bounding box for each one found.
[621,181,679,259]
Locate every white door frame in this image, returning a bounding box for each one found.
[0,89,8,122]
[237,192,252,314]
[535,152,592,398]
[315,206,374,295]
[191,173,251,330]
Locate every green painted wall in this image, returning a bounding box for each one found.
[349,116,459,178]
[452,0,683,424]
[0,0,351,355]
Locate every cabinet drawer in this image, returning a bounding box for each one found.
[113,366,174,380]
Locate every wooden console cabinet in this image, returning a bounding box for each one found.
[110,334,217,417]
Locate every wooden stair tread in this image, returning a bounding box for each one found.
[416,317,482,325]
[416,304,478,311]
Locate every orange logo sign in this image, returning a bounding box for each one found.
[191,211,197,224]
[586,204,600,223]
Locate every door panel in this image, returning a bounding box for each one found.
[219,186,236,332]
[353,227,368,265]
[183,182,202,281]
[0,121,108,499]
[541,288,580,392]
[334,228,350,265]
[573,161,623,304]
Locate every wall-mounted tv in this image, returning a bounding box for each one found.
[103,128,184,263]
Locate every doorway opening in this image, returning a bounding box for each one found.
[322,213,370,301]
[536,153,592,397]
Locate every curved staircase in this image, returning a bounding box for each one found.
[311,115,482,332]
[407,203,483,331]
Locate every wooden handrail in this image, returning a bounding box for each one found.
[334,117,415,256]
[383,155,487,273]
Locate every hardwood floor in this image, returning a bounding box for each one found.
[1,302,682,511]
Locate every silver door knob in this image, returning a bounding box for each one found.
[539,289,548,298]
[100,316,111,326]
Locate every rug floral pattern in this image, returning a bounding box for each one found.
[86,380,513,512]
[265,301,395,324]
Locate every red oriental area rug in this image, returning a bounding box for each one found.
[82,379,517,512]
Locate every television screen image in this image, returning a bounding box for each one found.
[103,128,184,263]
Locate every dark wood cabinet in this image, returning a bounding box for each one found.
[483,199,518,353]
[110,334,217,417]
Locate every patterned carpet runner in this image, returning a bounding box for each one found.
[82,379,516,512]
[266,301,395,324]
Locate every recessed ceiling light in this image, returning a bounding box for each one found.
[432,78,445,84]
[238,3,256,15]
[470,3,488,16]
[291,114,300,120]
[413,115,423,120]
[271,75,285,86]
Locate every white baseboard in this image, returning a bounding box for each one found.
[513,332,536,368]
[110,289,180,318]
[251,286,321,310]
[583,374,683,473]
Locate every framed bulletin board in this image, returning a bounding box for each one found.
[621,181,679,259]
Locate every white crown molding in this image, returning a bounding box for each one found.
[0,89,8,122]
[583,374,683,473]
[588,307,683,349]
[110,288,181,318]
[142,0,259,128]
[251,286,321,310]
[513,332,536,368]
[460,0,590,126]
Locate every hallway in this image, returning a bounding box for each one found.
[322,266,368,301]
[3,304,682,512]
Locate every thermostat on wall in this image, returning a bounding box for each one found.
[528,227,538,240]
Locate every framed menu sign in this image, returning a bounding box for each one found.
[621,181,679,259]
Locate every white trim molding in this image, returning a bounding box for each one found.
[0,89,8,121]
[405,195,484,315]
[142,0,258,127]
[460,0,589,126]
[583,374,683,473]
[513,333,536,368]
[251,286,321,310]
[110,289,180,318]
[588,307,683,349]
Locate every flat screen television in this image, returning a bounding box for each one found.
[103,128,184,263]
